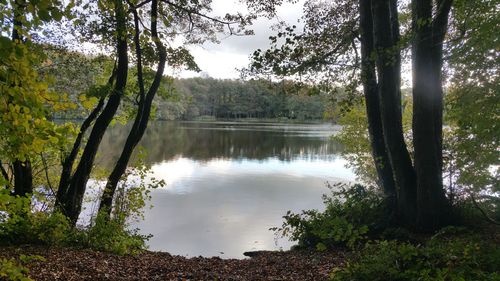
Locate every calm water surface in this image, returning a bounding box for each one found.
[98,121,355,258]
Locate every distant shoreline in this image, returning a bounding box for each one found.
[53,117,336,125]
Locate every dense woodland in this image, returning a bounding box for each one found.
[55,75,331,121]
[160,78,328,120]
[0,0,499,280]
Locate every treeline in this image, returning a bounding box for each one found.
[155,78,330,121]
[40,46,333,122]
[51,72,333,121]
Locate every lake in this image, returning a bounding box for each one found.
[97,121,355,258]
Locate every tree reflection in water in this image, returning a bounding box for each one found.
[97,121,344,168]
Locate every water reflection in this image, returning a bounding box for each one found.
[97,121,354,258]
[136,157,353,258]
[98,121,344,168]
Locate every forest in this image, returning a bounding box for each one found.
[52,73,332,121]
[0,0,499,280]
[159,78,328,120]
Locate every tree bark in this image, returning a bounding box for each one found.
[359,0,397,216]
[0,160,9,186]
[371,0,417,226]
[56,64,116,211]
[55,97,105,210]
[10,1,33,198]
[11,1,23,42]
[60,0,129,225]
[12,160,32,197]
[412,0,452,231]
[99,0,167,216]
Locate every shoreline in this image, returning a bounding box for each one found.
[1,246,348,280]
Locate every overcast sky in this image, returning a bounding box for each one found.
[167,0,305,79]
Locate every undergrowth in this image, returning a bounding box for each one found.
[273,183,500,281]
[0,188,150,256]
[331,227,500,281]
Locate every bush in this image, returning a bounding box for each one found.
[0,258,31,281]
[0,189,149,255]
[331,229,500,281]
[77,211,151,255]
[0,191,72,246]
[0,255,43,281]
[272,184,385,249]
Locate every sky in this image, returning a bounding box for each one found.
[167,0,306,79]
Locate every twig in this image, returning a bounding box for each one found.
[40,153,57,197]
[0,160,10,186]
[469,192,500,226]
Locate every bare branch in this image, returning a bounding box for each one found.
[127,0,146,102]
[159,0,247,35]
[0,160,10,187]
[469,192,500,226]
[40,153,56,197]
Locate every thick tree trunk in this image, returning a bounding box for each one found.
[10,2,33,198]
[371,0,417,226]
[55,97,105,210]
[56,65,115,211]
[99,0,167,216]
[412,0,452,231]
[60,0,129,225]
[12,160,32,197]
[359,0,397,215]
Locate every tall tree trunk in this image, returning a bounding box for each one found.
[359,0,397,217]
[371,0,417,226]
[56,65,116,211]
[60,0,129,225]
[55,97,105,210]
[12,160,32,197]
[99,0,167,216]
[11,1,33,197]
[412,0,452,231]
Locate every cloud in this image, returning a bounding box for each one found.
[167,46,249,79]
[170,0,306,79]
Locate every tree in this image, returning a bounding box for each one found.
[0,0,73,198]
[250,0,457,231]
[56,0,130,224]
[98,0,170,215]
[411,0,453,230]
[53,0,258,224]
[358,0,398,221]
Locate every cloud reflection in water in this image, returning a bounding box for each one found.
[134,156,355,258]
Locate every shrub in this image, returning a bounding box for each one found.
[0,256,38,281]
[0,155,158,255]
[0,258,31,281]
[0,189,149,255]
[0,190,72,246]
[78,211,151,255]
[331,229,500,281]
[272,184,385,249]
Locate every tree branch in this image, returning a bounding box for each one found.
[146,0,168,99]
[160,0,246,35]
[432,0,453,42]
[128,0,146,103]
[0,160,10,187]
[470,192,500,226]
[40,153,56,197]
[134,0,153,10]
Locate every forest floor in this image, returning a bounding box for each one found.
[0,246,348,281]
